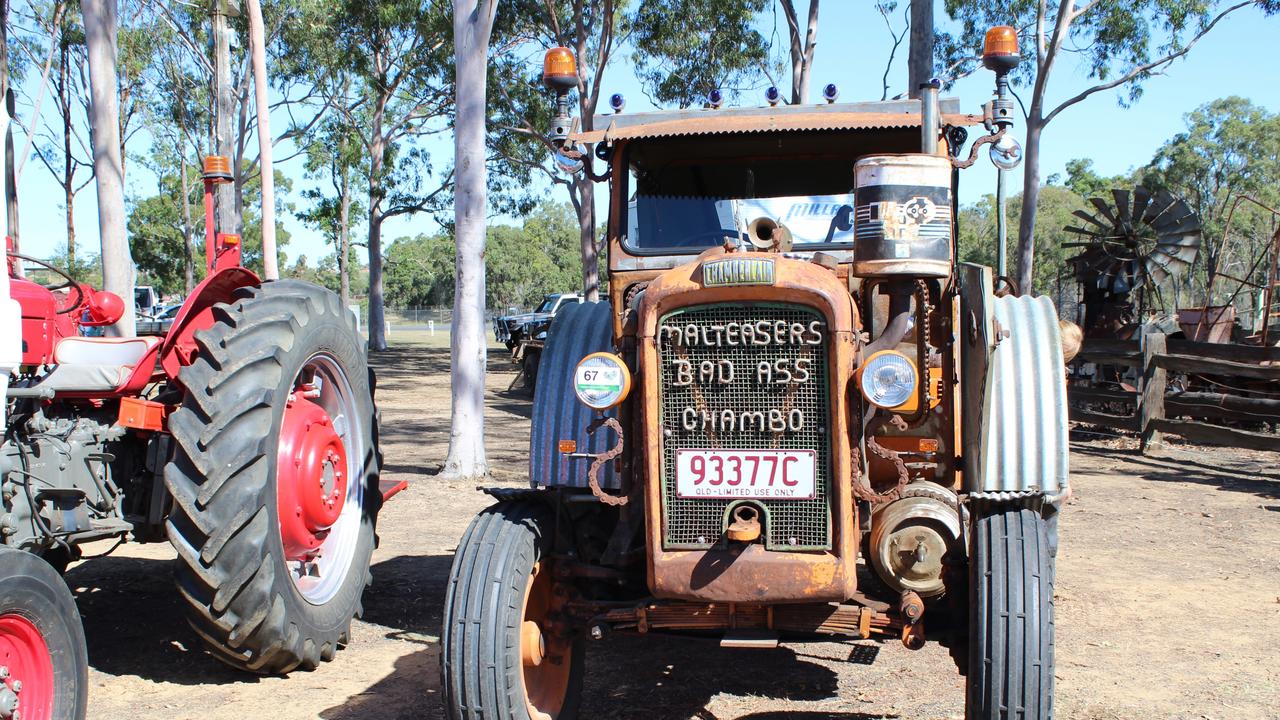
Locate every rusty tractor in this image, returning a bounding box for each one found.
[442,27,1070,720]
[0,154,385,720]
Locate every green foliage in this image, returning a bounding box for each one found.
[630,0,772,108]
[383,202,582,309]
[1142,96,1280,303]
[486,202,583,310]
[128,182,193,296]
[959,184,1088,301]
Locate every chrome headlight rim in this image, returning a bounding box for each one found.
[858,349,919,410]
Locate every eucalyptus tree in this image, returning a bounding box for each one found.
[444,0,500,480]
[81,0,133,334]
[298,110,365,308]
[778,0,819,103]
[937,0,1280,294]
[293,0,455,352]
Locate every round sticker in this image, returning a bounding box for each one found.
[573,353,632,410]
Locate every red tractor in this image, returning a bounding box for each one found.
[0,156,385,720]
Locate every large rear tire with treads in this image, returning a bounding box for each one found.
[165,280,381,674]
[966,507,1055,720]
[0,546,87,720]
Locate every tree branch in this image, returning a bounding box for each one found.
[1042,1,1253,126]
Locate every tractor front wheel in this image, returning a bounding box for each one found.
[166,280,380,674]
[0,546,88,720]
[442,501,584,720]
[966,506,1055,720]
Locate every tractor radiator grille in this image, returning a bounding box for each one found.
[657,303,831,551]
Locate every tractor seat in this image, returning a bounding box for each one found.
[38,336,162,393]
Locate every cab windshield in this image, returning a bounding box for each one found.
[623,132,873,254]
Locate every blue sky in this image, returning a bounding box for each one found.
[10,1,1280,265]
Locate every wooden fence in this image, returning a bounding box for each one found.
[1069,335,1280,453]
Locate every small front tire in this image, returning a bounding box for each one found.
[442,501,584,720]
[0,546,88,720]
[966,506,1055,720]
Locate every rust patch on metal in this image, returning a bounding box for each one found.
[572,111,982,144]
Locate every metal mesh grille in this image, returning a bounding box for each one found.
[658,303,831,550]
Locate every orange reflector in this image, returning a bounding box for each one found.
[919,439,939,453]
[203,155,233,182]
[118,397,169,432]
[543,47,578,91]
[982,25,1019,58]
[220,233,241,246]
[558,439,578,454]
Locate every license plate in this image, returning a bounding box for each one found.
[675,449,816,499]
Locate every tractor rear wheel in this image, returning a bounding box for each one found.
[165,280,380,674]
[966,507,1055,720]
[0,546,88,720]
[442,501,584,720]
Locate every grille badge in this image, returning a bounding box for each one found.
[701,257,775,287]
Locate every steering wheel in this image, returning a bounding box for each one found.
[9,252,87,314]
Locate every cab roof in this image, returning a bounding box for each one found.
[568,97,981,144]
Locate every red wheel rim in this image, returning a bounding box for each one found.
[276,391,349,561]
[0,613,55,720]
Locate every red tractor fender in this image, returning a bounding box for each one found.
[160,267,260,385]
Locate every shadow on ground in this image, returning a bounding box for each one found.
[1071,442,1280,499]
[68,555,252,686]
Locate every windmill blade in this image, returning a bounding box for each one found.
[1090,197,1119,225]
[1131,186,1153,223]
[1112,189,1133,227]
[1143,191,1179,226]
[1064,225,1102,236]
[1071,209,1111,232]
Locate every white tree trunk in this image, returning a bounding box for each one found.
[246,0,278,280]
[82,0,134,336]
[440,0,497,480]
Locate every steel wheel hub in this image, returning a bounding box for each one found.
[0,614,54,720]
[277,391,349,560]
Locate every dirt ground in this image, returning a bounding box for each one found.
[73,337,1280,720]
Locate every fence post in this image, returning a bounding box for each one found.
[1140,331,1167,454]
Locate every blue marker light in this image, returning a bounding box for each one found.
[765,86,781,106]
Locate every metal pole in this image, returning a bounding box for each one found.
[245,0,277,279]
[996,168,1007,277]
[210,0,239,239]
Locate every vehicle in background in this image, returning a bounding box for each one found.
[136,303,182,336]
[134,285,160,317]
[494,292,584,388]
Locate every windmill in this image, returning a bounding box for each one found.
[1063,187,1202,337]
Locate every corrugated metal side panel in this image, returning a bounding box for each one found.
[978,295,1070,496]
[529,301,620,489]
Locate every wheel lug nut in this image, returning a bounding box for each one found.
[10,681,18,693]
[0,667,8,679]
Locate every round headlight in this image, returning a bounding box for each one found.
[858,350,918,409]
[573,352,632,410]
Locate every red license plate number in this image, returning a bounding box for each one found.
[675,449,816,499]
